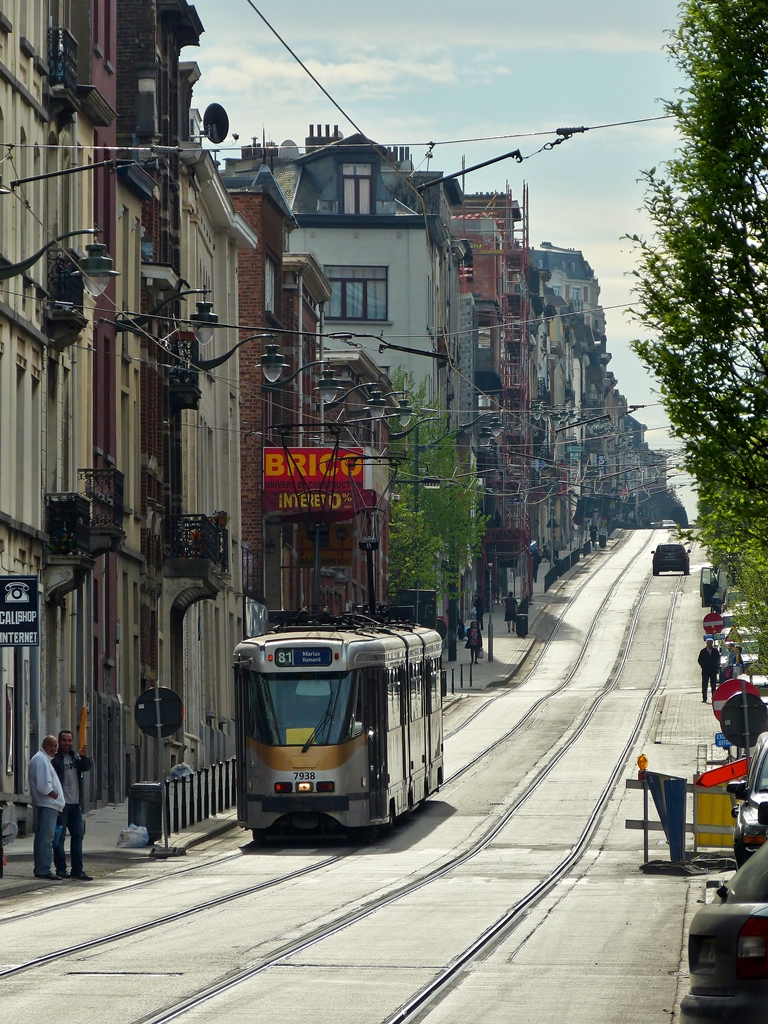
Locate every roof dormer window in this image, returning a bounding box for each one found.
[343,163,372,215]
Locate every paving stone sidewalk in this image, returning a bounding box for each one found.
[0,800,238,899]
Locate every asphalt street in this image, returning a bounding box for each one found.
[1,528,718,1024]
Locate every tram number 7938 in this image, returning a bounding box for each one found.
[294,771,316,780]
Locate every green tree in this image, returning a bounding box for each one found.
[386,375,487,599]
[630,0,768,547]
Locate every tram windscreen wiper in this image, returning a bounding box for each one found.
[302,688,339,753]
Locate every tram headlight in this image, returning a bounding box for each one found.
[274,781,292,793]
[297,781,313,793]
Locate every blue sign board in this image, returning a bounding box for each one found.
[715,732,731,748]
[274,647,333,668]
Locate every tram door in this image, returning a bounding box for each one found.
[398,664,410,794]
[366,670,387,821]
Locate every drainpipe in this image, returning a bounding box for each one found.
[297,270,304,443]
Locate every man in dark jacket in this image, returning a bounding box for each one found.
[52,730,93,880]
[698,638,721,703]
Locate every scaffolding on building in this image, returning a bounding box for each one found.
[455,185,533,600]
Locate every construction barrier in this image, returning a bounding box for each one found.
[625,777,739,859]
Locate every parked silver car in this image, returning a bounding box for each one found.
[729,734,768,867]
[681,816,768,1023]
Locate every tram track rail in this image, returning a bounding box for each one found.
[384,574,684,1024]
[0,848,249,925]
[0,534,658,995]
[117,557,677,1024]
[443,530,638,742]
[443,533,653,785]
[0,853,349,978]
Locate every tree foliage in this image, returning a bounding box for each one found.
[630,0,768,546]
[386,375,487,599]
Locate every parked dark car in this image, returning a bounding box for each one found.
[681,818,768,1023]
[652,543,690,576]
[729,733,768,867]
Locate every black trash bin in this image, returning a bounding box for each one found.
[516,613,528,638]
[128,782,163,843]
[599,534,607,549]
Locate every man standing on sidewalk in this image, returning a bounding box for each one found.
[698,637,720,703]
[52,730,93,880]
[28,736,65,881]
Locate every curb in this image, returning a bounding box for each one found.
[174,814,239,851]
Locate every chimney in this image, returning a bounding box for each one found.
[305,123,344,149]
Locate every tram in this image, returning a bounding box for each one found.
[234,616,444,839]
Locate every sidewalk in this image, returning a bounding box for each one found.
[1,799,238,899]
[445,532,626,693]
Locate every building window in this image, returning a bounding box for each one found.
[342,164,372,215]
[327,266,387,320]
[265,259,276,312]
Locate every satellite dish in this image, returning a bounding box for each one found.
[203,103,230,144]
[279,139,300,159]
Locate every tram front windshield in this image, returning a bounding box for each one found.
[243,670,360,747]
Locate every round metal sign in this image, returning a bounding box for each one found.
[720,692,768,748]
[712,678,761,722]
[703,612,724,634]
[134,687,184,738]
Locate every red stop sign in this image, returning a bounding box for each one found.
[703,612,724,634]
[712,678,761,721]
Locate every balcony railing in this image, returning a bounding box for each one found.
[79,468,125,530]
[48,26,77,91]
[242,547,261,599]
[46,493,91,556]
[47,249,85,308]
[168,333,201,411]
[166,515,228,571]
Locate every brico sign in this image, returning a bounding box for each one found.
[262,447,365,518]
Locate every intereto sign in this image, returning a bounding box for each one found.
[274,647,333,668]
[0,575,39,647]
[262,447,365,518]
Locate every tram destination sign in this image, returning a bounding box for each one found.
[0,575,39,647]
[275,647,333,668]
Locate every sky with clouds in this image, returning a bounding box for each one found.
[189,0,694,512]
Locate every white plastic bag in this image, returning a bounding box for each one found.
[117,823,149,848]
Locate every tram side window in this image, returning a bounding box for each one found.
[399,665,409,725]
[387,668,400,730]
[410,662,423,721]
[428,659,440,712]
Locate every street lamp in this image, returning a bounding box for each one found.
[77,242,119,297]
[395,398,413,429]
[260,343,289,383]
[190,301,219,344]
[422,477,441,490]
[366,391,388,420]
[317,367,344,404]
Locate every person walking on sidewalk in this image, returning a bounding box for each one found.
[473,594,485,631]
[698,638,720,702]
[52,730,93,880]
[466,620,482,664]
[504,593,518,633]
[28,736,65,881]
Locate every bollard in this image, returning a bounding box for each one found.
[470,663,473,688]
[460,665,464,689]
[451,668,455,694]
